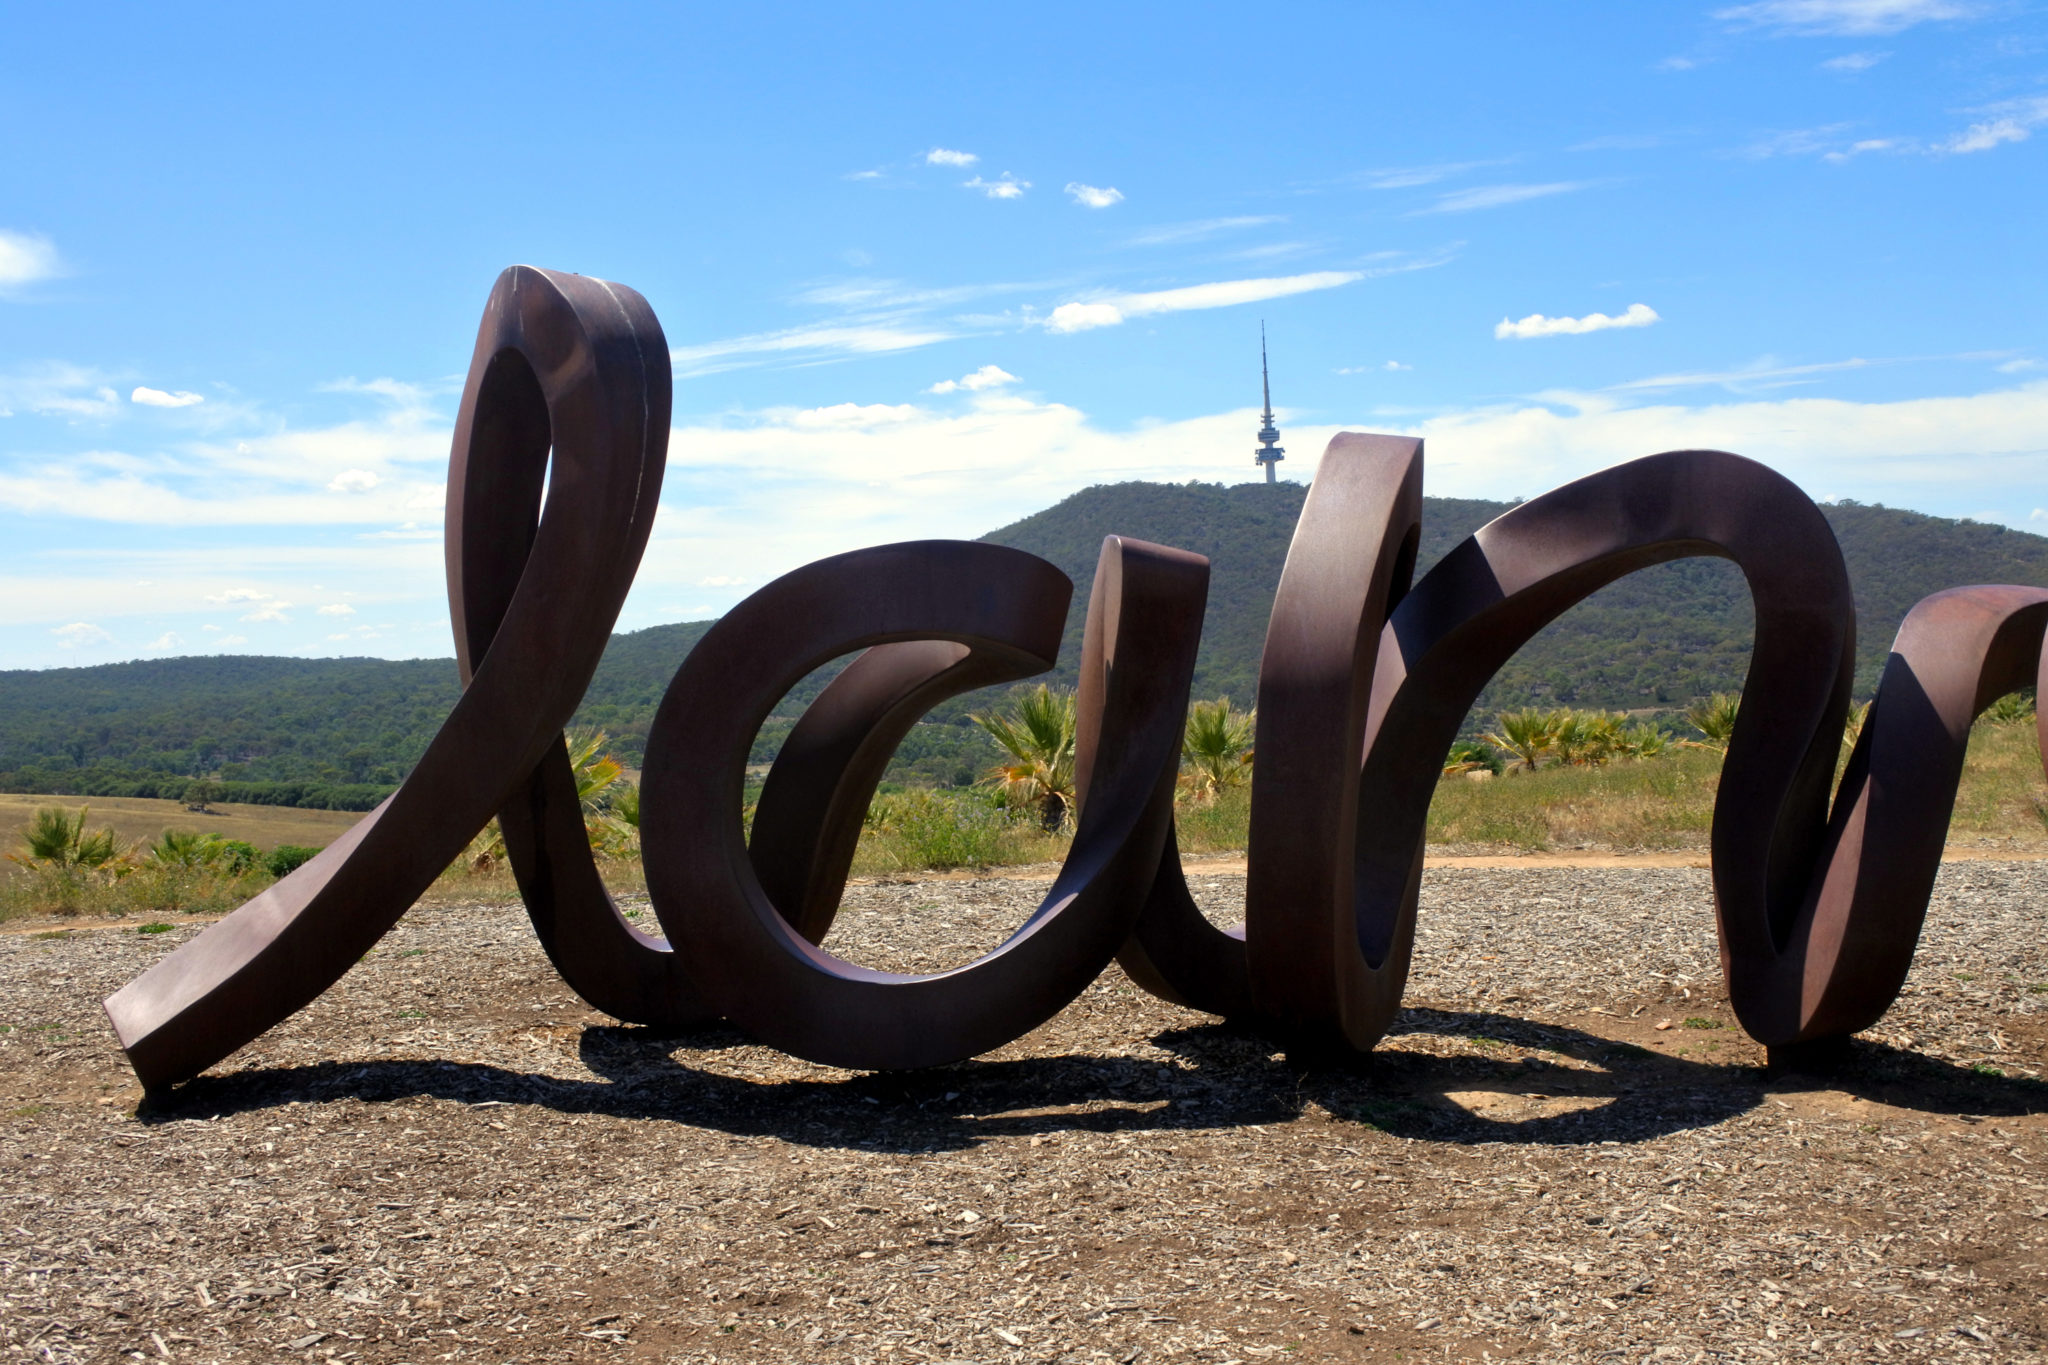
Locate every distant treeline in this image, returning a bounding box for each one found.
[0,767,391,811]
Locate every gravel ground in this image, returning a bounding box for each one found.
[2,861,2045,1364]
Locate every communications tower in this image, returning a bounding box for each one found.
[1253,324,1284,484]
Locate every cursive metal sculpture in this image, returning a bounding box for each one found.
[103,266,2048,1089]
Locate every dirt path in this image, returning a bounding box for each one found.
[2,863,2044,1363]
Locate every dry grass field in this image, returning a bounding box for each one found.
[0,792,364,855]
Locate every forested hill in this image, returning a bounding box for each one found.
[981,483,2048,712]
[4,481,2047,805]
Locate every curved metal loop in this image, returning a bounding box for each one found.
[749,639,1050,944]
[640,536,1206,1070]
[104,266,671,1088]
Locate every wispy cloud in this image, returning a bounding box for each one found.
[1124,216,1286,247]
[1734,123,1858,158]
[1043,270,1367,334]
[1714,0,1982,35]
[1739,96,2048,160]
[1419,182,1591,214]
[928,365,1017,394]
[1605,356,1869,392]
[1065,182,1124,208]
[670,319,958,376]
[0,231,62,290]
[0,363,121,418]
[843,169,884,181]
[926,148,978,167]
[1937,95,2048,152]
[131,386,205,408]
[327,469,381,493]
[965,174,1029,200]
[1821,49,1890,69]
[1496,304,1660,340]
[1355,161,1502,189]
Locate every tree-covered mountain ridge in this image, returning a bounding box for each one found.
[4,478,2045,807]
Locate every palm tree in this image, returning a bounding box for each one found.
[1684,692,1741,751]
[1480,709,1558,773]
[10,806,122,869]
[566,729,626,816]
[972,684,1078,831]
[1615,721,1667,760]
[148,829,218,867]
[1180,698,1256,803]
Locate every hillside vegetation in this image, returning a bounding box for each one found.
[4,481,2047,806]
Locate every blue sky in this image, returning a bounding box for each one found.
[2,0,2045,669]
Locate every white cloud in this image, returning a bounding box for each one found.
[697,575,749,587]
[1495,303,1660,340]
[1937,97,2048,153]
[1821,50,1889,69]
[1044,270,1370,334]
[1714,0,1980,35]
[52,622,111,649]
[1124,216,1286,247]
[1998,358,2044,374]
[1409,381,2048,514]
[928,365,1017,394]
[317,603,356,616]
[780,402,923,430]
[0,231,61,290]
[327,469,381,493]
[240,603,293,624]
[1065,183,1124,208]
[1746,97,2048,161]
[670,319,957,377]
[844,169,884,181]
[965,174,1029,200]
[131,386,205,408]
[1356,161,1500,189]
[144,632,183,651]
[218,634,247,646]
[1421,182,1591,214]
[1045,302,1131,334]
[0,363,122,417]
[926,148,978,167]
[1607,356,1866,392]
[206,588,269,604]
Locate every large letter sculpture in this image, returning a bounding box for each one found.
[103,267,2048,1089]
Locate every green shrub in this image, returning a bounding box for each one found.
[265,844,320,877]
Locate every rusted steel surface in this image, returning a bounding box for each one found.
[102,266,2048,1090]
[104,266,671,1088]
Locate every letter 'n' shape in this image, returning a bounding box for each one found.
[103,267,670,1088]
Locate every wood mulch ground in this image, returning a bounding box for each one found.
[2,861,2045,1364]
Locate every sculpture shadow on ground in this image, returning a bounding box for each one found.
[131,1007,2047,1152]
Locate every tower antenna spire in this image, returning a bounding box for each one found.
[1253,321,1285,484]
